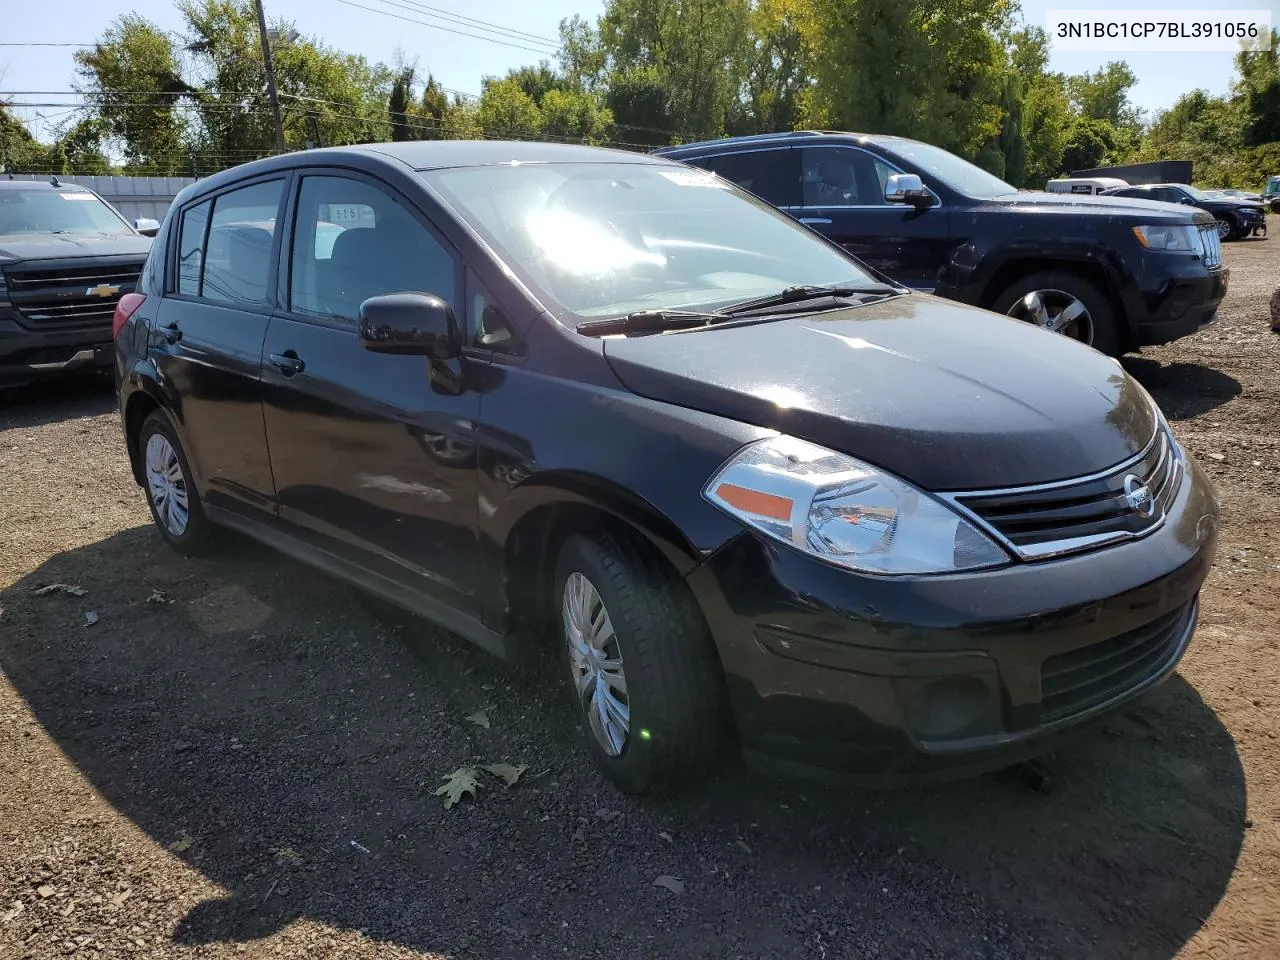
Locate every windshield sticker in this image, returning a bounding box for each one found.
[58,192,98,201]
[659,170,730,189]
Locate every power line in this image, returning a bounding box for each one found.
[332,0,557,55]
[375,0,558,46]
[0,42,97,48]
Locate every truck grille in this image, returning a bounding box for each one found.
[1039,600,1195,723]
[1197,224,1222,267]
[948,427,1182,560]
[2,262,143,329]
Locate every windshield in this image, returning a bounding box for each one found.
[422,162,880,320]
[878,140,1017,199]
[1178,184,1212,201]
[0,188,131,236]
[1268,176,1280,193]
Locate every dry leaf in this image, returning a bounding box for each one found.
[480,762,528,787]
[652,875,685,895]
[434,766,480,808]
[465,711,490,729]
[168,835,192,853]
[33,583,86,597]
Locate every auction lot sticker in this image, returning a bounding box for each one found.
[1045,9,1272,52]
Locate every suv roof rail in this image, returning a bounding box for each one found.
[657,130,835,154]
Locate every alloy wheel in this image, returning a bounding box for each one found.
[145,433,190,537]
[1216,218,1231,240]
[1006,288,1094,345]
[562,571,630,756]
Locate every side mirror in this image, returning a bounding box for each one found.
[359,293,460,359]
[133,217,161,237]
[885,173,930,207]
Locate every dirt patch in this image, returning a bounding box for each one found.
[1,241,1277,959]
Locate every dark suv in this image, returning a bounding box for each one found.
[1100,182,1267,240]
[1,179,154,387]
[116,142,1218,793]
[656,132,1227,356]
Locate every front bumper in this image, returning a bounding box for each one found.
[1127,259,1228,348]
[687,458,1219,785]
[0,313,113,386]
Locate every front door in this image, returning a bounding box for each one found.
[259,172,484,615]
[794,145,953,292]
[152,177,287,517]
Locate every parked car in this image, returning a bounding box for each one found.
[1101,182,1267,240]
[116,142,1220,793]
[655,132,1226,357]
[1209,188,1264,203]
[0,178,156,387]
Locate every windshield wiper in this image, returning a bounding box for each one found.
[576,309,727,337]
[719,283,903,317]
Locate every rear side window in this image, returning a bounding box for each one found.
[289,175,457,323]
[176,201,210,296]
[202,180,285,306]
[696,149,798,207]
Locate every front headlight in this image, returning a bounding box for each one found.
[1131,224,1198,252]
[704,435,1009,575]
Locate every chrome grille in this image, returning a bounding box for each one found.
[947,427,1182,561]
[1197,224,1222,268]
[2,261,143,329]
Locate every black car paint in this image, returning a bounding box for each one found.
[0,182,151,387]
[117,142,1220,783]
[656,133,1227,351]
[1101,183,1267,237]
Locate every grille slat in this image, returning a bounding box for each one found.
[955,429,1182,559]
[1040,602,1194,723]
[2,261,142,330]
[1197,224,1222,268]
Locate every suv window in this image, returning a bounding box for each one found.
[694,149,798,206]
[198,180,284,306]
[800,147,898,207]
[289,175,457,323]
[177,200,211,296]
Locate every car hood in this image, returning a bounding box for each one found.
[0,232,151,263]
[602,295,1157,491]
[985,192,1212,224]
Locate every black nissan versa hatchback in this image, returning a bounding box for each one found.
[115,142,1220,793]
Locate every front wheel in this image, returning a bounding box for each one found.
[554,530,724,794]
[1215,216,1242,241]
[991,270,1121,357]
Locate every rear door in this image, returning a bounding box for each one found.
[793,145,953,291]
[259,170,485,615]
[691,147,800,208]
[152,176,287,518]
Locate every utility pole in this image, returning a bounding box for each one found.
[254,0,286,153]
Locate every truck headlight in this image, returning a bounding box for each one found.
[704,435,1009,575]
[1131,224,1198,252]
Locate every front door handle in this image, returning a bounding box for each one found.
[268,351,305,377]
[798,217,832,225]
[161,324,182,344]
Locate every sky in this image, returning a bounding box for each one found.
[1,0,1277,142]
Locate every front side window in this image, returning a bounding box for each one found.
[696,149,798,207]
[800,147,899,206]
[0,187,132,236]
[422,162,879,321]
[289,176,457,322]
[201,180,284,306]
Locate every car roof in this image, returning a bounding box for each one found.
[654,130,918,158]
[0,178,85,191]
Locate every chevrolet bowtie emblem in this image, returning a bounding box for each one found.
[86,283,121,298]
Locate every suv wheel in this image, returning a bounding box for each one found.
[1215,215,1240,241]
[139,410,219,555]
[992,270,1120,357]
[553,529,723,794]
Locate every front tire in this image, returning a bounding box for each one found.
[991,270,1121,357]
[1216,215,1242,241]
[139,410,219,556]
[553,529,723,794]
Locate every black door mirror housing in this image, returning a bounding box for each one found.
[359,293,461,359]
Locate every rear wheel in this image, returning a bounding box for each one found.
[139,411,219,556]
[992,270,1121,357]
[553,529,723,794]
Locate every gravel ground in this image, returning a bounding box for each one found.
[1,239,1277,960]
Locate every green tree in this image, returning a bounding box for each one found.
[476,77,542,138]
[732,0,809,134]
[605,65,676,146]
[1235,28,1279,146]
[1061,116,1117,173]
[0,105,55,173]
[388,67,414,141]
[541,88,614,142]
[1009,26,1069,187]
[1065,61,1142,157]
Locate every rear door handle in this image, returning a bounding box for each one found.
[161,324,182,344]
[268,351,305,376]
